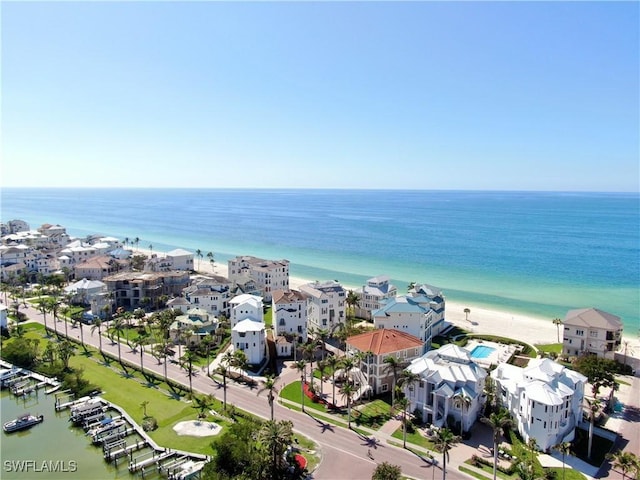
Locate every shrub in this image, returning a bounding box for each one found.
[142,417,158,432]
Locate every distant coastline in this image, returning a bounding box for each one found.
[1,188,638,337]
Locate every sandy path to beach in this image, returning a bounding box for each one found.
[138,248,638,351]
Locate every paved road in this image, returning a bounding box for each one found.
[18,304,474,480]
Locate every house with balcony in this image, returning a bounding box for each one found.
[103,271,190,310]
[272,289,309,357]
[491,358,587,451]
[405,344,487,432]
[347,328,425,396]
[183,275,232,317]
[372,295,444,345]
[64,278,107,306]
[354,275,398,320]
[562,308,623,359]
[408,283,446,331]
[166,248,195,271]
[227,255,289,302]
[299,280,346,332]
[229,293,266,365]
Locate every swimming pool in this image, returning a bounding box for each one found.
[469,345,496,359]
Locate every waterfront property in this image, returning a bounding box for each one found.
[562,308,623,359]
[405,344,487,432]
[354,275,398,320]
[169,308,218,346]
[102,270,190,310]
[464,339,518,369]
[491,358,587,451]
[183,275,232,317]
[346,328,424,395]
[230,293,266,365]
[227,255,290,303]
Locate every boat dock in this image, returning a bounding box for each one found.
[0,360,60,396]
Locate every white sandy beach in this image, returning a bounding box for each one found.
[138,248,639,352]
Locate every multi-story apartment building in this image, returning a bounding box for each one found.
[354,275,397,320]
[408,283,446,330]
[103,271,190,310]
[492,358,587,451]
[405,344,487,432]
[227,255,289,302]
[229,293,264,329]
[299,280,346,332]
[347,328,424,396]
[562,308,623,359]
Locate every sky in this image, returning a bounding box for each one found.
[1,1,638,191]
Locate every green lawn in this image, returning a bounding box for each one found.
[280,380,333,414]
[263,307,272,328]
[535,343,562,354]
[391,426,435,450]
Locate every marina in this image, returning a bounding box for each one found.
[1,362,208,480]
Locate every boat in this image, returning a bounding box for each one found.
[45,384,62,395]
[3,413,44,433]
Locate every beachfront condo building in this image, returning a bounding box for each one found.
[227,255,289,303]
[1,219,30,235]
[299,280,346,333]
[272,289,309,357]
[354,275,398,320]
[372,295,445,345]
[347,328,424,397]
[408,283,446,332]
[74,255,120,280]
[491,358,587,452]
[404,344,487,432]
[165,248,195,271]
[229,293,266,365]
[562,308,623,359]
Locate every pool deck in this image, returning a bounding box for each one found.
[464,339,517,368]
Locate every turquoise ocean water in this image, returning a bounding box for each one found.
[1,188,638,333]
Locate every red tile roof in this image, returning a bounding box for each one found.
[347,329,423,356]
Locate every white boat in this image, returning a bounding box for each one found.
[3,413,44,433]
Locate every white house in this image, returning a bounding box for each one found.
[408,283,446,331]
[166,249,195,271]
[64,278,107,305]
[373,296,444,345]
[229,294,264,329]
[272,289,309,357]
[355,275,397,320]
[183,276,232,317]
[405,344,487,432]
[232,319,266,365]
[491,358,587,451]
[562,308,623,359]
[299,280,346,332]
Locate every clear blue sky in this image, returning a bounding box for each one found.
[2,1,638,191]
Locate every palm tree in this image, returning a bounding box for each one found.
[181,349,197,395]
[192,394,215,419]
[554,442,572,480]
[134,331,149,375]
[195,249,203,271]
[216,362,230,410]
[112,316,127,364]
[481,408,513,480]
[133,237,140,251]
[91,318,104,354]
[140,400,149,418]
[148,244,153,256]
[48,297,61,337]
[383,356,404,408]
[607,450,638,480]
[295,360,307,412]
[316,359,327,397]
[57,340,76,370]
[552,318,563,343]
[36,297,50,336]
[395,395,411,448]
[257,375,278,421]
[257,420,293,479]
[345,290,360,320]
[206,251,214,272]
[303,342,316,390]
[433,427,460,480]
[315,327,330,362]
[586,398,599,460]
[464,308,471,321]
[340,381,356,429]
[326,355,342,406]
[71,311,86,351]
[452,392,472,435]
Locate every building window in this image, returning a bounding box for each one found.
[382,384,388,392]
[576,330,584,336]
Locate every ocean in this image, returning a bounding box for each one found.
[1,188,638,333]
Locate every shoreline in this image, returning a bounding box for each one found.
[136,247,639,351]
